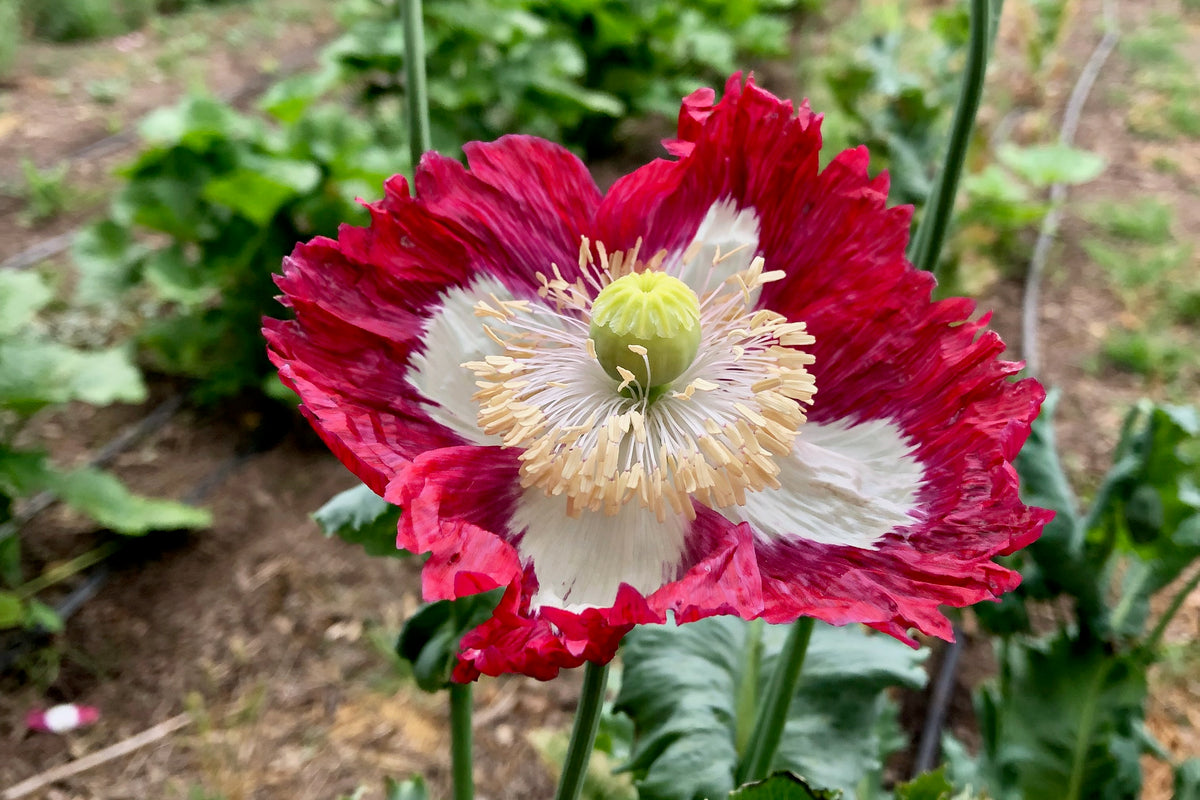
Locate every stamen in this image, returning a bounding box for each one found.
[464,239,817,520]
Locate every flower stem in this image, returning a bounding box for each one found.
[16,540,120,601]
[555,660,610,800]
[401,0,431,166]
[449,682,474,800]
[908,0,991,278]
[736,616,815,784]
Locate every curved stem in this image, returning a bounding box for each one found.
[401,0,431,166]
[1145,565,1200,652]
[737,617,815,784]
[908,0,991,278]
[449,682,474,800]
[555,660,610,800]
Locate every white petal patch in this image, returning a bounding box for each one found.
[671,198,762,297]
[514,488,690,610]
[408,276,511,445]
[723,418,925,549]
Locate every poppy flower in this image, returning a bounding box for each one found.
[266,74,1050,682]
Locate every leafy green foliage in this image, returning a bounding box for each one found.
[74,95,406,403]
[0,0,19,82]
[893,768,955,800]
[0,271,211,633]
[728,773,843,800]
[958,394,1200,799]
[396,590,504,692]
[313,483,405,558]
[614,617,926,800]
[22,0,154,41]
[953,634,1146,800]
[286,0,801,158]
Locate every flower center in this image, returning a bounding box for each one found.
[463,238,817,520]
[589,271,701,392]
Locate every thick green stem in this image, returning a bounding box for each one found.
[449,682,474,800]
[401,0,431,166]
[555,660,610,800]
[908,0,991,278]
[735,619,766,759]
[737,617,815,784]
[1065,660,1111,800]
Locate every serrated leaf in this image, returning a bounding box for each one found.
[313,483,405,558]
[0,271,54,336]
[615,617,926,800]
[729,773,842,799]
[52,466,212,535]
[970,633,1146,800]
[201,157,320,226]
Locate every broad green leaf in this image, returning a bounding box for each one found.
[997,143,1106,187]
[615,617,926,800]
[313,483,405,559]
[201,157,320,227]
[0,271,53,335]
[384,776,429,800]
[24,598,63,632]
[729,773,842,799]
[72,219,145,304]
[0,591,22,628]
[0,339,145,411]
[52,466,212,535]
[969,633,1146,800]
[396,590,504,692]
[142,245,217,306]
[138,96,259,149]
[894,767,954,800]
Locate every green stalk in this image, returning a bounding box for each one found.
[401,0,431,166]
[735,619,766,758]
[1065,660,1111,800]
[449,682,474,800]
[908,0,992,278]
[16,540,120,600]
[555,660,610,800]
[1145,565,1200,652]
[736,617,815,784]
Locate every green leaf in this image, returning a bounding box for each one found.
[396,590,504,692]
[142,245,217,306]
[313,483,405,558]
[0,590,23,628]
[615,617,926,800]
[52,466,212,535]
[201,156,320,227]
[0,340,144,412]
[1174,758,1200,800]
[24,598,63,632]
[72,219,145,304]
[894,767,954,800]
[969,633,1146,800]
[384,776,429,800]
[0,271,54,336]
[729,773,843,800]
[997,143,1107,187]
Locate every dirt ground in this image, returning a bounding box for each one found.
[1,0,1199,797]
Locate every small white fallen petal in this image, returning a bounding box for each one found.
[26,703,100,733]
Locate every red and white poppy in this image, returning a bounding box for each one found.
[26,703,100,733]
[266,75,1050,681]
